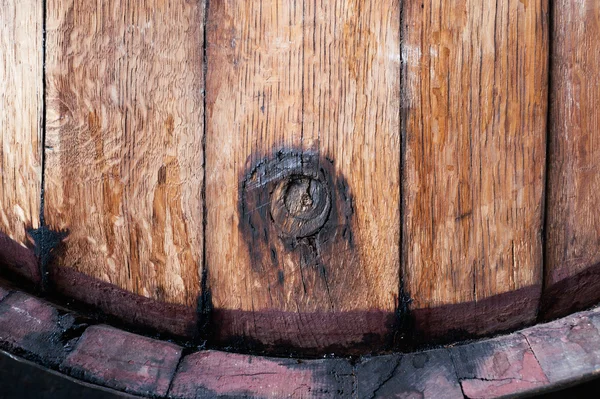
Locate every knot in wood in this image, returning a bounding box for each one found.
[240,150,354,273]
[271,175,331,238]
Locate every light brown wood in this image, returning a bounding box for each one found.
[543,1,600,318]
[402,0,548,336]
[0,0,42,245]
[44,0,204,306]
[302,0,400,312]
[206,0,400,350]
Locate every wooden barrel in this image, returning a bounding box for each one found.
[1,0,599,367]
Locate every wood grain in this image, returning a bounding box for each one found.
[0,0,42,254]
[44,0,204,306]
[449,334,549,398]
[402,0,549,336]
[543,1,600,319]
[355,350,463,399]
[206,0,400,350]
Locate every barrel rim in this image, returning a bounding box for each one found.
[1,278,599,398]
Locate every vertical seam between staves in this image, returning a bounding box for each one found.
[539,0,553,320]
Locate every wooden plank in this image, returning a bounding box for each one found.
[542,1,600,319]
[402,0,549,338]
[449,334,549,398]
[522,310,600,385]
[206,0,400,351]
[355,350,463,398]
[0,292,77,368]
[168,351,354,399]
[302,0,401,311]
[60,325,182,397]
[44,0,204,307]
[0,0,42,280]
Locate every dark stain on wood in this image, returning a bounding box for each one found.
[196,268,213,345]
[354,354,401,399]
[355,348,463,398]
[0,292,90,369]
[406,284,542,346]
[541,261,600,321]
[27,226,68,290]
[209,308,396,357]
[239,150,354,277]
[396,281,414,346]
[48,265,197,340]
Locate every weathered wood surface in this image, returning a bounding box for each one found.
[522,309,600,385]
[61,325,182,398]
[401,0,549,338]
[449,334,549,398]
[44,0,205,306]
[5,0,600,354]
[543,1,600,319]
[205,0,400,350]
[0,292,77,368]
[355,351,463,399]
[0,0,42,280]
[6,277,600,399]
[169,351,354,399]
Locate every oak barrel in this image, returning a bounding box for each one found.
[1,0,600,397]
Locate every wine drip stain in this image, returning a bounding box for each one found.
[239,150,355,277]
